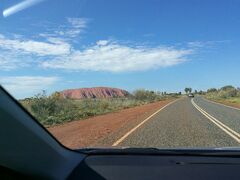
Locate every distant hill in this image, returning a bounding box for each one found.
[61,87,130,99]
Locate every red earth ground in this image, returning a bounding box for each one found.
[48,99,174,149]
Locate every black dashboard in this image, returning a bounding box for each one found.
[68,153,240,180]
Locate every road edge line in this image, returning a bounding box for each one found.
[112,98,180,146]
[192,99,240,138]
[191,99,240,143]
[204,98,240,111]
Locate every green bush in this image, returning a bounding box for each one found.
[217,89,237,98]
[132,89,163,102]
[20,95,146,126]
[21,91,80,126]
[237,91,240,97]
[207,88,217,93]
[220,85,235,91]
[20,89,175,126]
[205,85,239,100]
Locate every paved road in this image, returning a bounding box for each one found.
[118,96,240,148]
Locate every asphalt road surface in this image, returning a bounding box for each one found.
[116,96,240,148]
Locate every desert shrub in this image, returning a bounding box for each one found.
[20,89,176,126]
[20,93,148,126]
[217,90,228,98]
[168,93,180,98]
[207,88,218,93]
[205,85,239,100]
[226,88,238,97]
[220,85,235,91]
[20,91,80,126]
[218,88,237,98]
[133,89,162,102]
[198,90,205,95]
[237,90,240,97]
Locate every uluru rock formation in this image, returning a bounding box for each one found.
[61,87,130,99]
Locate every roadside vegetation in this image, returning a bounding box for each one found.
[205,85,240,106]
[184,87,192,94]
[20,89,180,127]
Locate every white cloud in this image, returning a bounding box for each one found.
[0,76,59,99]
[187,40,231,48]
[65,29,82,37]
[0,57,23,70]
[38,18,89,39]
[0,34,71,56]
[0,17,89,71]
[67,18,88,29]
[0,59,17,70]
[0,51,33,70]
[96,40,109,46]
[0,32,193,72]
[65,18,88,37]
[0,34,71,70]
[188,41,205,48]
[51,18,89,38]
[42,41,192,72]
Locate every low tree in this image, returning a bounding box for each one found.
[189,88,192,93]
[133,89,159,102]
[207,88,217,93]
[198,90,205,95]
[220,85,235,91]
[184,87,192,94]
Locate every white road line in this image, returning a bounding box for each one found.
[203,98,240,111]
[112,99,180,146]
[191,99,240,143]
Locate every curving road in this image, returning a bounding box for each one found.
[116,96,240,148]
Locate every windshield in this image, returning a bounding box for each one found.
[1,0,240,150]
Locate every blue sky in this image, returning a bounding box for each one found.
[0,0,240,99]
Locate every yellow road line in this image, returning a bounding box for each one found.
[112,99,180,146]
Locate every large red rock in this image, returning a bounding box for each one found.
[61,87,130,99]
